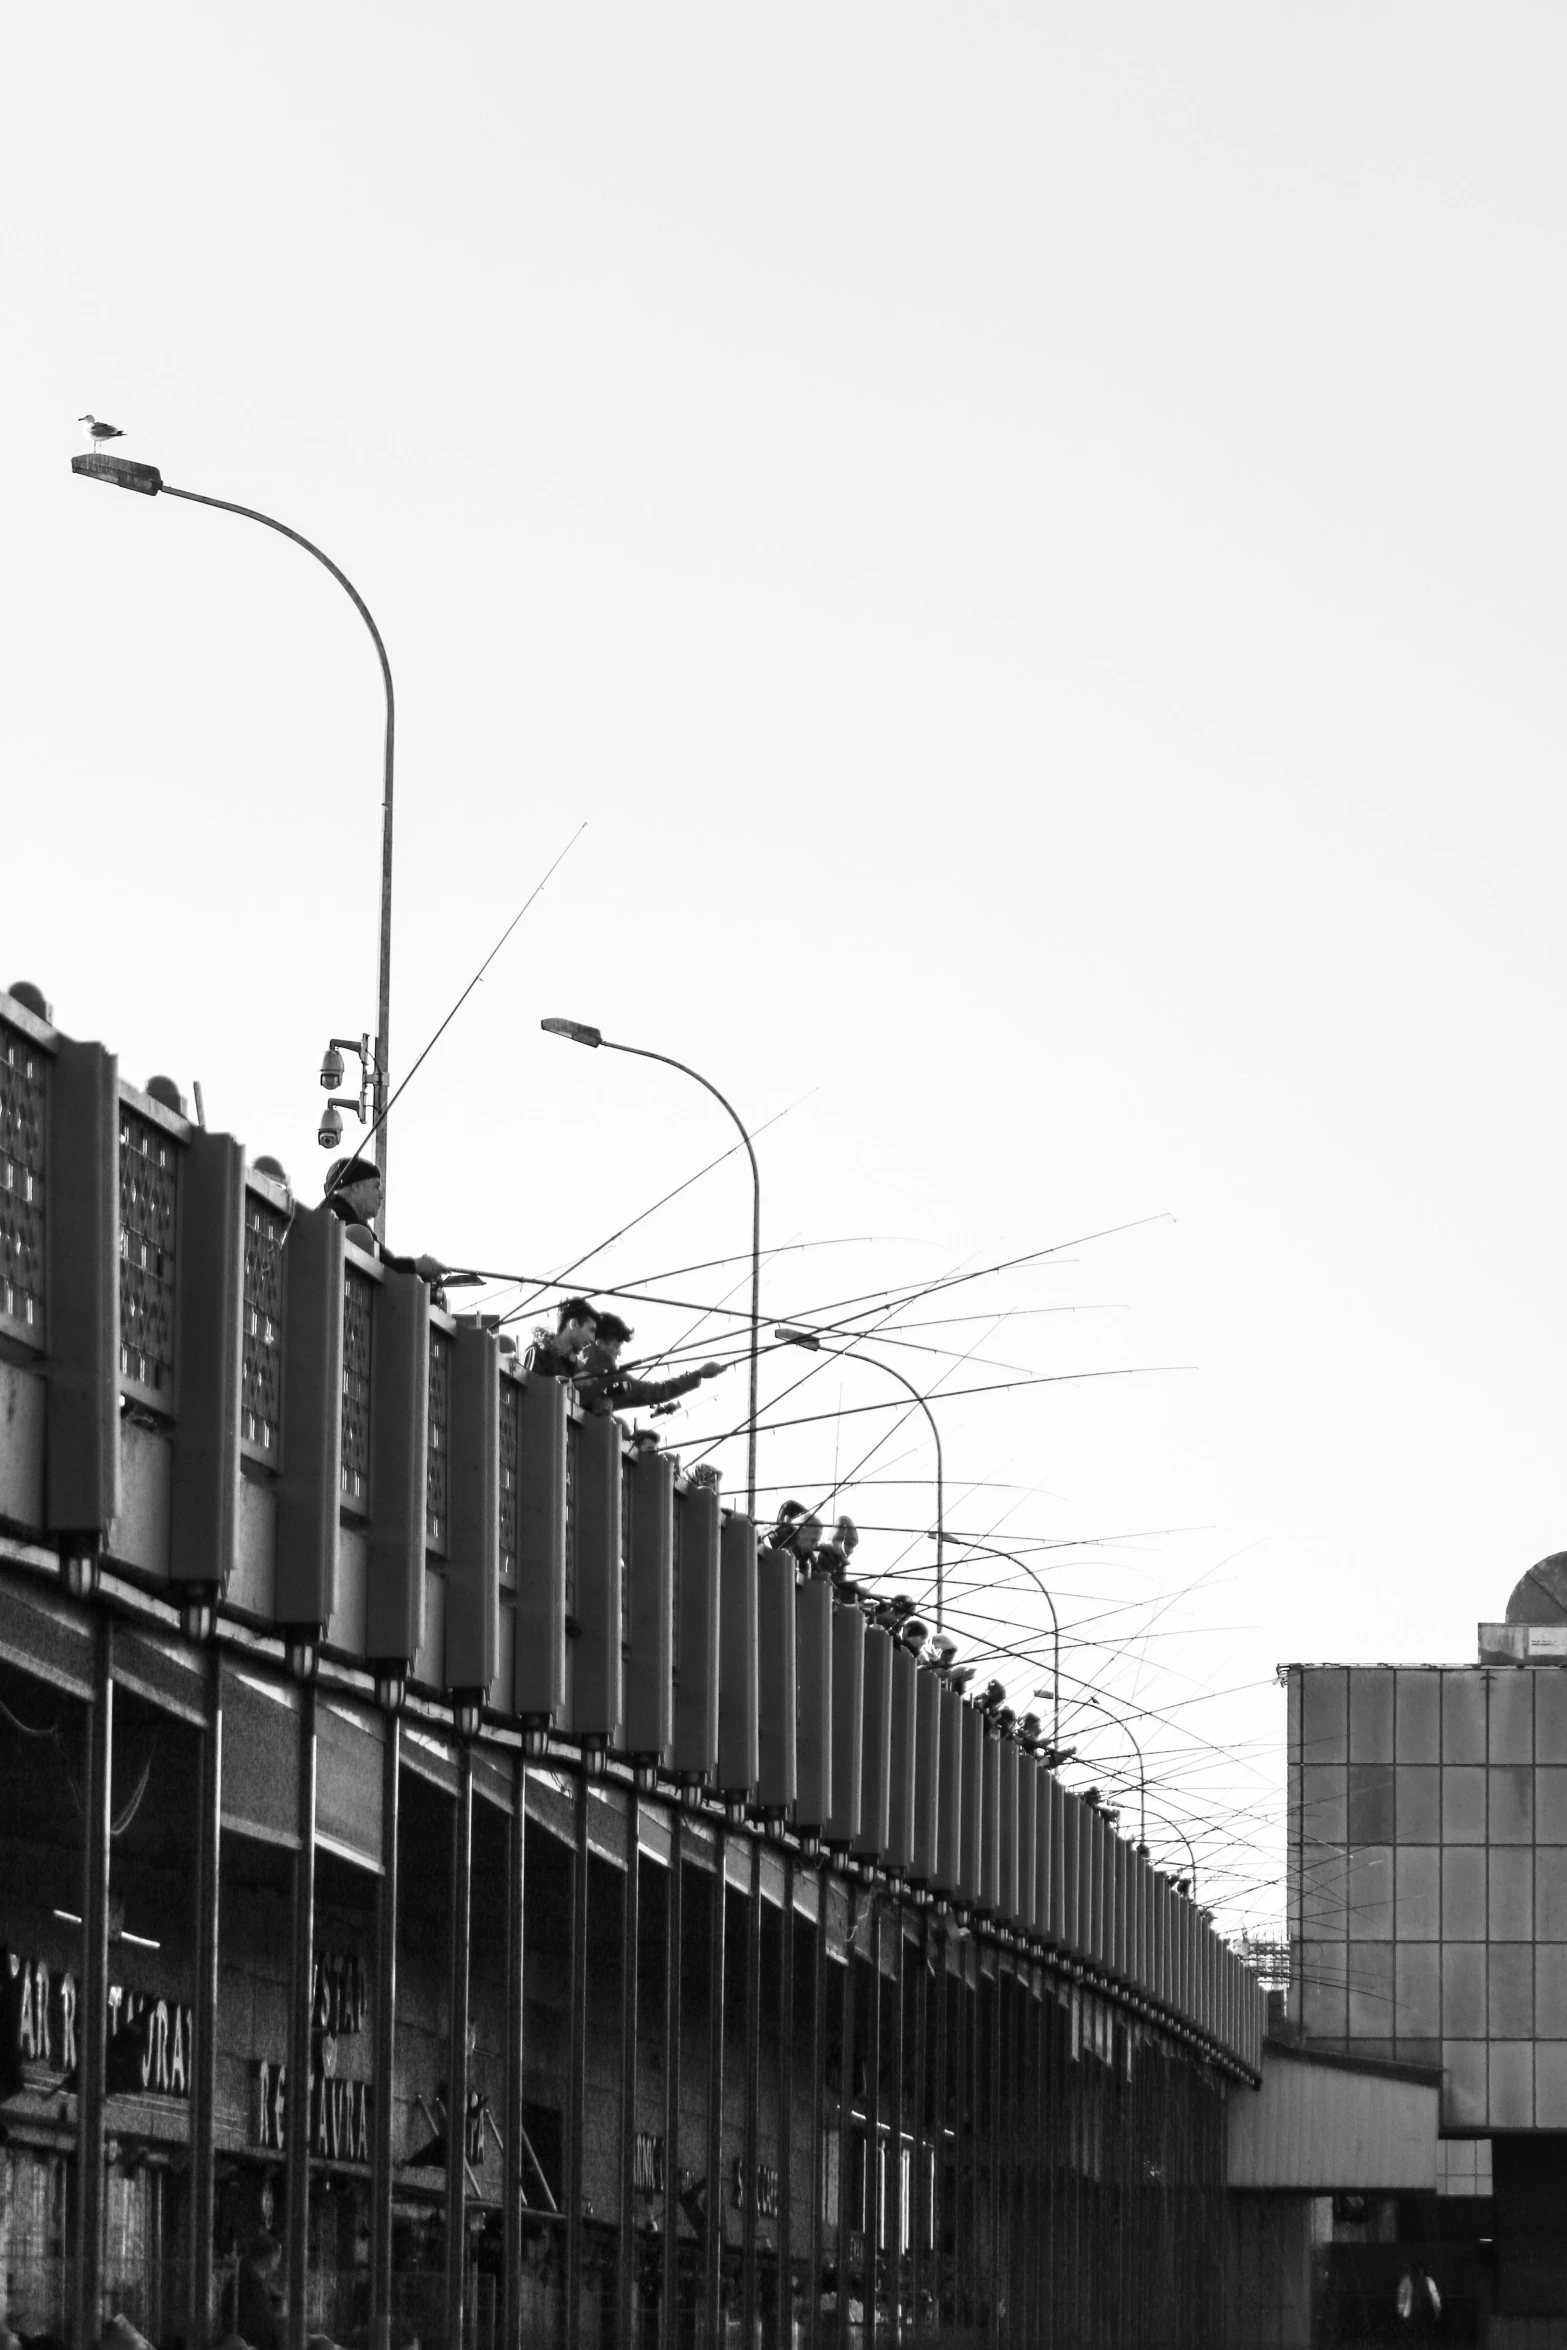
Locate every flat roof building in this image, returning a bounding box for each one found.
[1283,1552,1567,2335]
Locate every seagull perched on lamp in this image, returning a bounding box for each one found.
[79,414,125,448]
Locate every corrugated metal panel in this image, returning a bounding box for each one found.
[1227,2046,1440,2190]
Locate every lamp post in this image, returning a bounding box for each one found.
[1060,1689,1148,1852]
[943,1532,1059,1748]
[73,448,396,1239]
[773,1324,947,1634]
[542,1019,761,1518]
[1143,1808,1199,1900]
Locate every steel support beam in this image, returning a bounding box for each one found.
[285,1682,318,2350]
[741,1837,762,2347]
[807,1877,826,2350]
[74,1619,112,2350]
[660,1810,683,2350]
[188,1650,223,2350]
[910,1913,929,2345]
[445,1743,474,2350]
[370,1714,402,2350]
[778,1853,796,2350]
[618,1791,641,2350]
[704,1831,728,2350]
[834,1893,856,2350]
[863,1900,882,2345]
[565,1776,590,2350]
[502,1753,527,2350]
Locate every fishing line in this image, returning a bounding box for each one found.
[495,1088,818,1324]
[324,822,587,1202]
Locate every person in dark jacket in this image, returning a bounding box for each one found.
[524,1297,599,1378]
[574,1313,730,1418]
[220,2232,282,2350]
[321,1158,449,1291]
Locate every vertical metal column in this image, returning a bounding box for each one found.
[445,1745,474,2350]
[741,1839,762,2349]
[618,1792,641,2350]
[834,1893,857,2350]
[989,1962,1002,2348]
[909,1915,929,2345]
[286,1683,318,2350]
[371,1715,402,2350]
[660,1811,683,2350]
[565,1777,590,2350]
[1028,1973,1043,2349]
[704,1833,728,2350]
[1000,1967,1012,2347]
[74,1619,113,2350]
[951,1945,968,2335]
[889,1917,904,2348]
[188,1650,223,2350]
[807,1878,826,2350]
[502,1754,527,2350]
[778,1854,795,2350]
[862,1903,882,2346]
[929,1925,948,2347]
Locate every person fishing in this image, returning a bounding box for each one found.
[574,1312,730,1420]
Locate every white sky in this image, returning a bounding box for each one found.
[8,3,1567,1933]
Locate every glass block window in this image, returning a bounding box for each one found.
[341,1268,374,1510]
[0,1020,45,1343]
[498,1376,520,1584]
[119,1110,179,1406]
[241,1189,286,1460]
[426,1332,450,1553]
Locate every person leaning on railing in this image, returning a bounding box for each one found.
[321,1156,451,1297]
[523,1296,599,1378]
[573,1312,729,1419]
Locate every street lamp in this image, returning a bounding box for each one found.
[939,1531,1059,1748]
[1142,1808,1199,1900]
[542,1019,762,1518]
[73,447,396,1240]
[773,1325,947,1633]
[1062,1690,1148,1852]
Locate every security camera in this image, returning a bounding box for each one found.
[318,1101,344,1150]
[320,1046,346,1091]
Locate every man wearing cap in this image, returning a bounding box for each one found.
[322,1159,450,1293]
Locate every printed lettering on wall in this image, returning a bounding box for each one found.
[251,2059,371,2163]
[311,1950,368,2038]
[2,1948,189,2101]
[730,2157,780,2217]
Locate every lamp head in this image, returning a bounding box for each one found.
[70,451,163,495]
[541,1017,602,1048]
[774,1325,822,1351]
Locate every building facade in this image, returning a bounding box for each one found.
[0,984,1262,2350]
[1284,1555,1567,2343]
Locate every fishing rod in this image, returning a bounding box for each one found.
[323,823,587,1202]
[497,1087,818,1324]
[749,1212,1173,1342]
[732,1363,1191,1441]
[472,1214,1152,1340]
